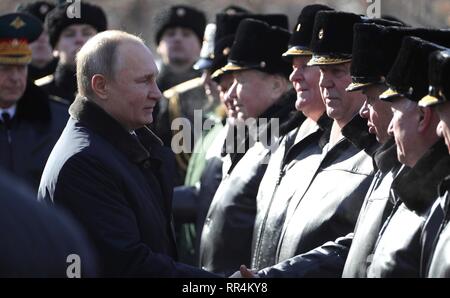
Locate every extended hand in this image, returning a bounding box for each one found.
[229,265,259,278]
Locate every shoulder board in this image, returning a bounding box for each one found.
[163,77,203,99]
[34,74,54,86]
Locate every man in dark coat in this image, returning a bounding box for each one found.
[35,2,107,103]
[0,12,68,191]
[38,30,217,277]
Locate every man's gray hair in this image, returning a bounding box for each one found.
[76,30,145,97]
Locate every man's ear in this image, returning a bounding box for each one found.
[271,75,287,99]
[417,106,432,133]
[91,74,108,100]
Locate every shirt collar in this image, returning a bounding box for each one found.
[0,104,17,120]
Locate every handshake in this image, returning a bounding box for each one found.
[229,265,260,278]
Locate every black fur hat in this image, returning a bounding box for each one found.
[221,5,251,16]
[214,13,288,43]
[155,5,206,45]
[283,4,334,58]
[308,11,364,66]
[347,23,404,92]
[210,35,235,81]
[380,36,450,102]
[16,1,55,23]
[221,19,291,78]
[349,26,450,92]
[211,13,289,80]
[419,49,450,107]
[45,2,107,48]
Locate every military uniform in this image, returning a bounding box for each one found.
[152,5,207,183]
[199,17,296,276]
[418,49,450,277]
[0,13,69,191]
[156,76,213,180]
[16,1,57,81]
[253,11,376,277]
[0,83,69,191]
[365,35,450,277]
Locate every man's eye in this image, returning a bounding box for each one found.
[63,31,75,37]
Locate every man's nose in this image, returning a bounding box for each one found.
[436,121,444,138]
[359,99,369,119]
[387,118,394,136]
[319,72,332,89]
[289,67,303,83]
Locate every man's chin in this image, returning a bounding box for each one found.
[1,96,21,105]
[325,107,339,119]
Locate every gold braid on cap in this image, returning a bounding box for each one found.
[0,38,32,64]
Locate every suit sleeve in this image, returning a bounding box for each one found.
[257,234,353,278]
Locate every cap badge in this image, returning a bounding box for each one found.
[318,29,324,40]
[226,8,237,15]
[176,8,186,17]
[408,87,413,95]
[260,61,266,68]
[10,17,26,30]
[39,4,49,15]
[11,39,19,48]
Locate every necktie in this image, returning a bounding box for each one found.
[1,112,11,130]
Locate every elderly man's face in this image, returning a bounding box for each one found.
[359,84,393,144]
[225,69,279,123]
[388,97,422,167]
[319,62,366,126]
[290,56,324,121]
[56,24,97,66]
[157,27,201,66]
[0,64,27,108]
[436,102,450,154]
[105,42,162,130]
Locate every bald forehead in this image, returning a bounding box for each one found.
[391,97,416,111]
[114,40,159,78]
[115,41,155,67]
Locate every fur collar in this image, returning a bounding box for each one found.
[373,137,401,174]
[341,114,379,156]
[392,139,450,213]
